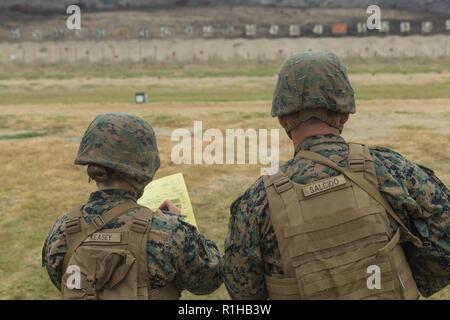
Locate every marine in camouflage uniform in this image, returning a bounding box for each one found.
[42,113,221,297]
[222,52,450,299]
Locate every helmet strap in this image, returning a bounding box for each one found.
[284,110,342,139]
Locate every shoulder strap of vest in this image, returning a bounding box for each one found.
[263,171,301,276]
[128,208,180,300]
[296,149,423,248]
[127,207,153,300]
[62,201,143,273]
[347,143,379,188]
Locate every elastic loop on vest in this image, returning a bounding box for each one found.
[348,159,366,172]
[130,218,149,234]
[347,143,367,172]
[65,218,81,234]
[85,277,97,300]
[274,178,293,194]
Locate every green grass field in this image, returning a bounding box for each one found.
[3,57,450,80]
[0,59,449,300]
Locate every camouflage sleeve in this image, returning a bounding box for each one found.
[42,215,70,291]
[370,147,450,296]
[148,213,222,295]
[222,177,269,300]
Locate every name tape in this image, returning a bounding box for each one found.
[84,233,122,243]
[303,175,347,197]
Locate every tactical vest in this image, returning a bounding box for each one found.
[263,143,422,300]
[61,201,180,300]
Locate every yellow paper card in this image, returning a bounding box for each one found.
[138,173,197,227]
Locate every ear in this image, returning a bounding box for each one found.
[278,115,287,127]
[340,113,350,125]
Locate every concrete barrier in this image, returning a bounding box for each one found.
[1,35,449,65]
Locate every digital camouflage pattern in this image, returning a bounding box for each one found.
[271,51,356,117]
[75,113,160,188]
[222,134,450,299]
[43,189,222,295]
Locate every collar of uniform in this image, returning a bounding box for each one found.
[87,189,137,204]
[294,134,347,156]
[83,189,137,217]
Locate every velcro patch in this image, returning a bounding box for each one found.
[84,233,122,243]
[303,175,347,197]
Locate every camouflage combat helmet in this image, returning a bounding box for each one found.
[272,51,355,136]
[75,113,160,192]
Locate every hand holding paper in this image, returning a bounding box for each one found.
[138,173,197,228]
[159,199,182,213]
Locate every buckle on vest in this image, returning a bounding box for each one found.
[131,218,148,234]
[65,218,81,234]
[92,215,106,229]
[274,178,293,194]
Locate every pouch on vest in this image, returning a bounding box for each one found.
[263,143,421,300]
[61,201,180,300]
